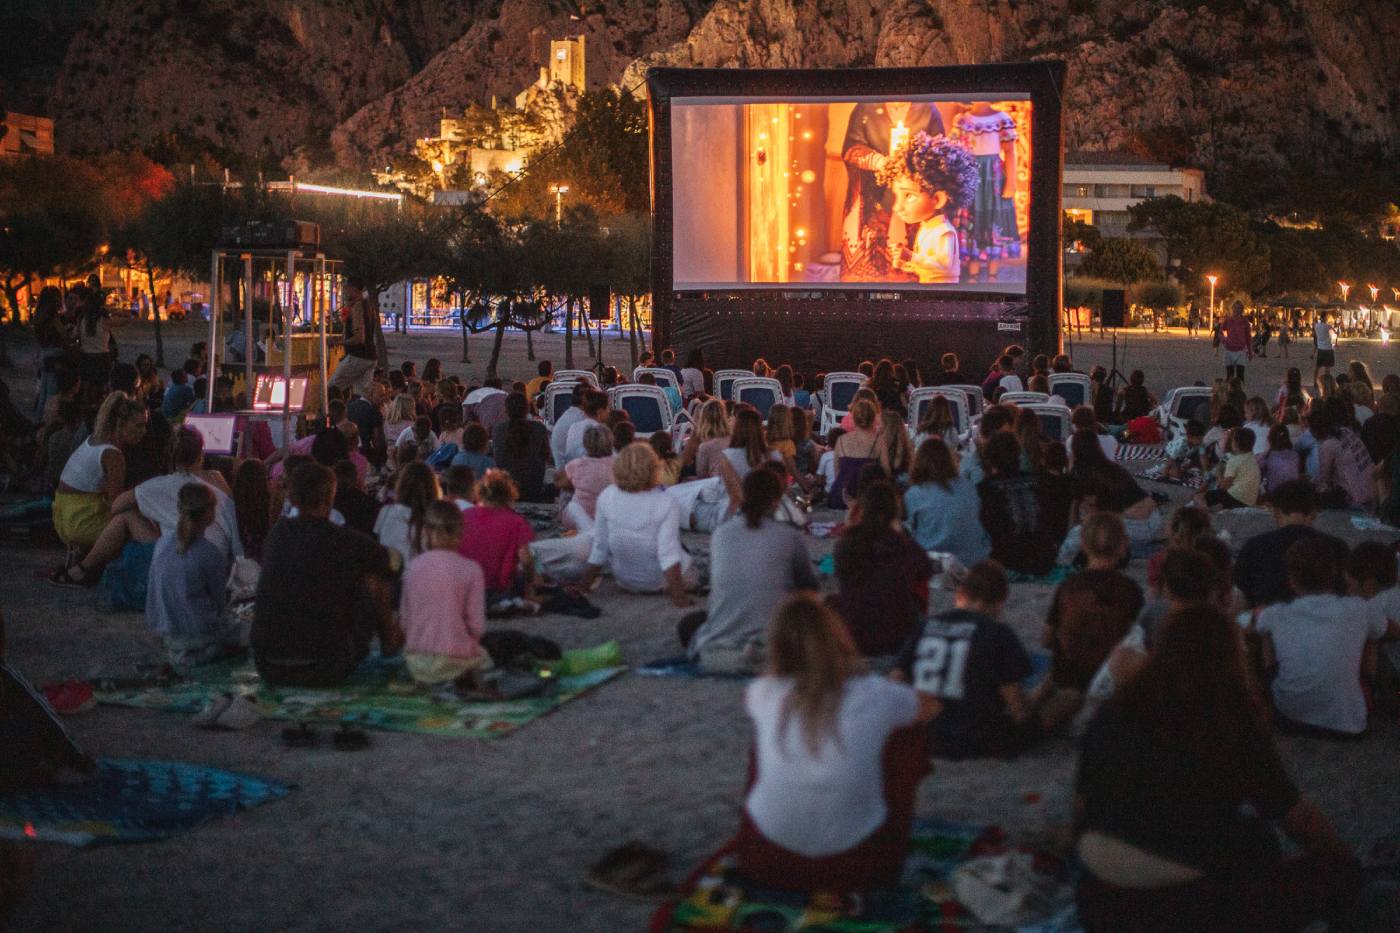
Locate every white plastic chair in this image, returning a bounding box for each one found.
[715,369,751,402]
[608,385,673,439]
[998,391,1050,407]
[632,367,681,394]
[1023,404,1072,443]
[1048,372,1093,410]
[539,381,580,430]
[943,384,985,418]
[907,387,971,437]
[818,372,865,434]
[733,376,783,419]
[1156,386,1214,438]
[552,369,598,387]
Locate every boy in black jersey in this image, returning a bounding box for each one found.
[892,561,1037,759]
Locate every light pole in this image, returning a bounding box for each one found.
[1205,274,1218,335]
[549,183,569,226]
[1339,281,1351,302]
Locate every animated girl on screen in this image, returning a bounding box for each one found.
[876,131,978,284]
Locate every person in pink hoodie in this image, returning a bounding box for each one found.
[399,500,489,686]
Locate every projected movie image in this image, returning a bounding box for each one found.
[670,96,1032,293]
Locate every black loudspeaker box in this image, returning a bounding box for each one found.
[1101,289,1126,328]
[588,285,611,320]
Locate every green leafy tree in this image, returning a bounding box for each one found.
[1128,196,1270,295]
[604,213,652,367]
[1074,237,1162,286]
[1132,281,1184,313]
[1062,212,1102,254]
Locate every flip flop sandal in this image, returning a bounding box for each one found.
[281,723,319,748]
[585,842,673,900]
[46,565,98,588]
[332,724,369,751]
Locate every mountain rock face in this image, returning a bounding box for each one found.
[46,0,1400,196]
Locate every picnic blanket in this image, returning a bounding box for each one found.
[1114,444,1165,462]
[0,758,290,847]
[1135,464,1207,490]
[95,650,625,739]
[652,819,1076,932]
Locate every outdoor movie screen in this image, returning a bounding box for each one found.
[669,94,1033,294]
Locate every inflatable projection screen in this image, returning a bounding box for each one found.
[647,62,1065,372]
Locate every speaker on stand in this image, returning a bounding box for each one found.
[1100,289,1128,388]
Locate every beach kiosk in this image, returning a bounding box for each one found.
[206,224,344,451]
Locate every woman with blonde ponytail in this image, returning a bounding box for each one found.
[734,595,934,893]
[146,483,242,670]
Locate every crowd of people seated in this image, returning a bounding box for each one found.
[15,307,1400,928]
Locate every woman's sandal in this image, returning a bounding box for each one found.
[46,565,98,588]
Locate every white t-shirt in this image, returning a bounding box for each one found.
[394,426,439,453]
[134,473,241,559]
[816,450,837,488]
[374,502,418,565]
[1314,321,1334,350]
[998,374,1024,395]
[585,486,690,593]
[1242,420,1273,456]
[564,416,603,467]
[744,674,918,857]
[1257,594,1389,734]
[550,405,585,467]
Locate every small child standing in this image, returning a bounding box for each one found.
[1198,427,1260,510]
[400,501,490,686]
[145,484,240,670]
[1258,424,1301,499]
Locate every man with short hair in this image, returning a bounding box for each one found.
[1313,311,1336,385]
[563,390,611,466]
[549,382,589,466]
[328,277,382,395]
[1233,480,1348,610]
[1221,300,1253,383]
[525,360,553,404]
[252,464,399,687]
[933,352,966,386]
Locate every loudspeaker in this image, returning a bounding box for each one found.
[588,285,611,321]
[1101,289,1126,328]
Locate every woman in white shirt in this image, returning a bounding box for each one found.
[582,442,695,603]
[374,461,441,565]
[735,595,934,892]
[679,349,707,401]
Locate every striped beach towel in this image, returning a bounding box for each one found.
[1115,443,1166,461]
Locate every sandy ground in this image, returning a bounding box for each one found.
[5,323,1400,932]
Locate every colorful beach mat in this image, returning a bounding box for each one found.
[653,820,1075,932]
[95,652,625,739]
[0,758,291,847]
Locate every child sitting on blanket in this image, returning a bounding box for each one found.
[399,500,491,686]
[878,132,977,284]
[458,469,537,611]
[145,483,242,670]
[1163,420,1207,481]
[1196,427,1260,511]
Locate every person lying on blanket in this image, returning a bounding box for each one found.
[890,560,1039,760]
[252,463,401,688]
[735,596,936,894]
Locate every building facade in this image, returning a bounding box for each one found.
[1061,151,1206,238]
[0,111,55,158]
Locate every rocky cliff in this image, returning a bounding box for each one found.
[43,0,1400,203]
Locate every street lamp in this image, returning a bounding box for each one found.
[1339,281,1351,302]
[1368,284,1380,303]
[1205,274,1218,334]
[549,183,570,225]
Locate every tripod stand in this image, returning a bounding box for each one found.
[1104,330,1129,390]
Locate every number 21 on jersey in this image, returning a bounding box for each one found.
[913,635,970,699]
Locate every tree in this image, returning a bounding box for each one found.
[1074,237,1162,286]
[1062,212,1101,254]
[490,88,649,222]
[1128,196,1270,295]
[604,213,652,367]
[520,206,608,369]
[1132,281,1185,314]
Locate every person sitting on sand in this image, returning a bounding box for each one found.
[1075,604,1363,931]
[556,424,614,532]
[374,462,440,566]
[145,483,243,670]
[1233,480,1347,611]
[252,464,399,687]
[680,466,818,674]
[399,501,490,687]
[891,560,1037,759]
[1255,537,1399,738]
[976,433,1067,576]
[458,469,537,611]
[1029,513,1144,733]
[828,478,933,657]
[902,437,991,567]
[581,443,695,604]
[734,595,935,894]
